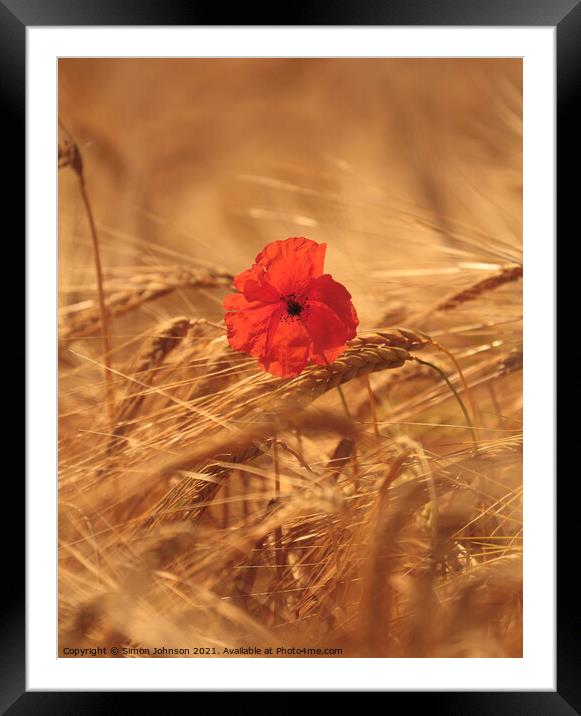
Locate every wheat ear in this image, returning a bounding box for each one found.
[108,317,193,454]
[59,270,233,341]
[436,265,522,311]
[59,122,115,423]
[142,329,430,528]
[411,264,523,325]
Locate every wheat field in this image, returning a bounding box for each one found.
[58,59,522,659]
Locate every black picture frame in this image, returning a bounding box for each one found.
[8,1,576,711]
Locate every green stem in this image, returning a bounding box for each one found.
[412,357,478,452]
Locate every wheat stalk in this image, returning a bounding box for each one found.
[59,122,115,422]
[108,317,194,454]
[59,269,233,341]
[139,329,429,528]
[155,329,429,472]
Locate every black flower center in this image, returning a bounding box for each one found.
[280,293,309,322]
[286,299,303,317]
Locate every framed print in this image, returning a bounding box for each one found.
[8,0,575,709]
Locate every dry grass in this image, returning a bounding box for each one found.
[58,58,522,658]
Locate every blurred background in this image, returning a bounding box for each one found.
[58,58,521,327]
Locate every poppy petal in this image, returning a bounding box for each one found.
[305,274,359,333]
[233,266,257,292]
[259,311,312,377]
[302,300,357,365]
[239,237,326,297]
[224,294,280,359]
[232,266,279,304]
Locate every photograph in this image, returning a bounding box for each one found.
[57,57,523,660]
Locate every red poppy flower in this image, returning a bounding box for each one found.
[224,237,359,377]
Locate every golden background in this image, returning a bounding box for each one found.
[58,59,522,658]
